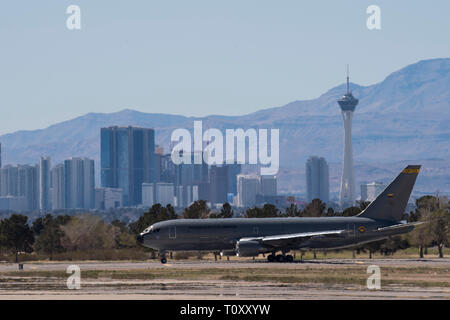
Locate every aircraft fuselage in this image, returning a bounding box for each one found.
[138,216,410,253]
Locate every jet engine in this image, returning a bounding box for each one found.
[236,239,267,257]
[220,250,236,257]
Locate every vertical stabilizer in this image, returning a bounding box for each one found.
[358,165,421,222]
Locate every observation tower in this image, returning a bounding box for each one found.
[338,67,358,207]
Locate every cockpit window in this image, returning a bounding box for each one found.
[143,226,153,234]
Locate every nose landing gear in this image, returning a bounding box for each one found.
[159,251,167,264]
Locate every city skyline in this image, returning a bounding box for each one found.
[0,57,448,200]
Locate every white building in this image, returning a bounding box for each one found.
[142,183,154,207]
[95,187,122,210]
[360,182,386,202]
[175,185,199,208]
[236,174,260,207]
[155,182,175,206]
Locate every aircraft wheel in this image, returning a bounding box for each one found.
[267,254,275,262]
[286,255,294,263]
[161,258,167,264]
[276,254,286,263]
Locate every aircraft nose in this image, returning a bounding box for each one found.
[136,234,144,244]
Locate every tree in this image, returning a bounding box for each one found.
[379,236,409,256]
[409,213,433,258]
[428,208,450,258]
[0,214,35,262]
[285,204,300,217]
[409,196,449,258]
[341,206,362,217]
[33,214,71,260]
[325,207,335,216]
[219,203,234,218]
[129,204,178,234]
[302,199,326,217]
[60,214,118,251]
[111,219,139,248]
[182,200,210,219]
[34,222,65,260]
[246,204,280,218]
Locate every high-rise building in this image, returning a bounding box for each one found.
[51,164,65,210]
[306,156,329,204]
[361,182,386,202]
[338,68,358,207]
[209,165,228,204]
[260,175,277,197]
[226,164,241,195]
[64,157,95,209]
[236,174,260,207]
[101,126,156,206]
[18,165,39,211]
[0,164,39,212]
[0,165,18,197]
[155,182,175,206]
[160,154,177,184]
[39,157,51,212]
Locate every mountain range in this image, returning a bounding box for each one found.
[1,58,449,197]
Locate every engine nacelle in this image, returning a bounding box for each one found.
[236,239,267,257]
[220,250,236,257]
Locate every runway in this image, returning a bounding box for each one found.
[1,259,450,299]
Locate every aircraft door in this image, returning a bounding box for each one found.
[169,226,176,239]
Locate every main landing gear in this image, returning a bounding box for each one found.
[159,251,167,264]
[267,253,294,263]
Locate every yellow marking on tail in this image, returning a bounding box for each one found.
[402,169,420,173]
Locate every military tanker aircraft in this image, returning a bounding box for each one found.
[137,165,421,263]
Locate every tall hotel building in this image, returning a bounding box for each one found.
[39,157,51,212]
[101,126,156,206]
[305,156,329,204]
[64,157,95,209]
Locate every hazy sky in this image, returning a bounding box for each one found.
[0,0,449,135]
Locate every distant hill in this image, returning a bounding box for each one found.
[1,58,449,195]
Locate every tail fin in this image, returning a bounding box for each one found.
[358,165,421,222]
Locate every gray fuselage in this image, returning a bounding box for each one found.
[139,216,409,254]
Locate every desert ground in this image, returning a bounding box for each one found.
[1,257,450,299]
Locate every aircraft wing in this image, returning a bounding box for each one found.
[376,222,423,233]
[242,229,346,248]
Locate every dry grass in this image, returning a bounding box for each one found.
[3,265,450,288]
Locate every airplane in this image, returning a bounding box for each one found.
[137,165,422,263]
